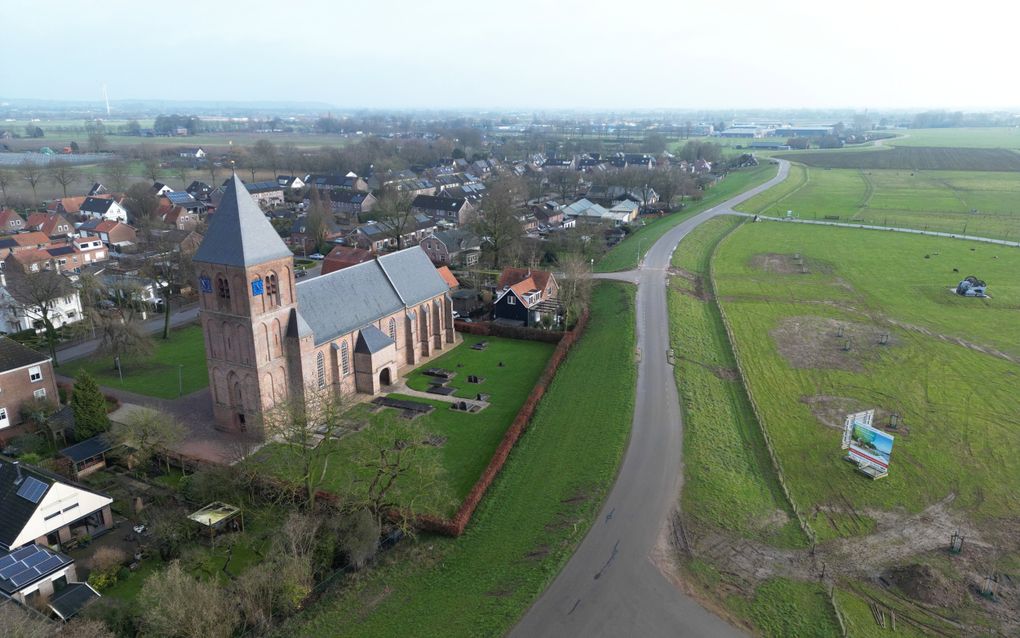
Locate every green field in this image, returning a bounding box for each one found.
[596,162,778,272]
[668,216,803,547]
[275,282,636,637]
[889,127,1020,149]
[71,324,209,398]
[775,146,1020,171]
[736,165,1020,240]
[713,223,1020,537]
[252,334,554,518]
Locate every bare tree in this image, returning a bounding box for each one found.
[279,142,299,177]
[252,139,279,177]
[48,159,77,198]
[373,187,416,249]
[260,386,354,508]
[557,253,593,326]
[138,561,240,638]
[140,147,162,182]
[0,168,13,204]
[545,167,577,202]
[124,182,161,224]
[172,164,190,189]
[141,231,196,339]
[472,176,524,268]
[103,159,130,193]
[17,159,43,204]
[85,122,107,153]
[3,269,73,365]
[0,599,52,638]
[62,618,117,638]
[110,406,186,473]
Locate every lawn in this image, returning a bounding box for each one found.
[735,165,1020,240]
[71,324,208,398]
[712,223,1020,540]
[595,162,778,272]
[251,334,555,518]
[668,216,804,547]
[275,281,637,638]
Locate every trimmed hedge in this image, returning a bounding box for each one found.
[454,320,564,343]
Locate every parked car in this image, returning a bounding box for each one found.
[308,253,325,260]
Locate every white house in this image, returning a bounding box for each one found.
[0,271,84,334]
[79,197,128,223]
[0,458,114,552]
[178,147,206,160]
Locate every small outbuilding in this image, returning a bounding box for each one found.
[187,501,243,538]
[58,436,114,480]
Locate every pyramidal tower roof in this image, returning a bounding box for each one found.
[193,174,292,267]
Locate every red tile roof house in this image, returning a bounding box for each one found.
[321,245,374,275]
[77,220,137,248]
[0,338,59,442]
[25,212,75,239]
[491,268,562,327]
[0,209,25,234]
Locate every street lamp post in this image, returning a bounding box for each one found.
[178,364,184,397]
[114,356,123,383]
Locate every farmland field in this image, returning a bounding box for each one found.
[736,165,1020,240]
[776,146,1020,171]
[691,222,1020,635]
[275,282,637,638]
[888,127,1020,149]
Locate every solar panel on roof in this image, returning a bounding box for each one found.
[22,551,47,568]
[0,563,22,579]
[9,569,38,587]
[16,476,48,503]
[35,555,66,574]
[10,546,36,561]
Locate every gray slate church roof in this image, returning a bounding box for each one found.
[193,175,292,268]
[295,247,448,346]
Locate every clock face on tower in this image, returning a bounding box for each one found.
[199,276,212,294]
[251,278,264,296]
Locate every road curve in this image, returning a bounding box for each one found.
[510,160,791,638]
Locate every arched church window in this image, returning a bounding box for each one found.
[340,341,351,375]
[316,351,326,388]
[217,277,231,299]
[388,318,397,341]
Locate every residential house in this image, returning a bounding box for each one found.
[0,268,83,333]
[321,246,374,275]
[241,181,285,208]
[436,266,459,289]
[353,214,436,253]
[304,172,368,193]
[0,209,24,234]
[325,190,377,223]
[586,185,659,206]
[77,220,136,248]
[277,175,305,190]
[0,232,51,262]
[86,182,108,196]
[162,207,198,231]
[542,157,575,170]
[46,196,89,216]
[437,182,486,204]
[71,237,108,266]
[78,196,128,223]
[492,268,561,327]
[0,338,59,439]
[25,213,74,240]
[607,200,640,223]
[186,181,213,201]
[419,228,481,267]
[0,544,89,610]
[533,203,564,227]
[152,182,173,197]
[163,191,208,215]
[562,198,630,226]
[0,456,114,552]
[178,147,206,159]
[410,195,474,226]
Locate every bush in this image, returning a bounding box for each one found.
[71,371,111,439]
[89,546,128,572]
[83,598,140,638]
[11,432,48,455]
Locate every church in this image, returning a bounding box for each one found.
[193,176,456,433]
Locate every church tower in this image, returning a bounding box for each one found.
[193,175,297,433]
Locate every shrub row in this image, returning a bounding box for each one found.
[420,308,591,536]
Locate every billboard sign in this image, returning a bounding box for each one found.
[842,410,874,449]
[848,422,894,472]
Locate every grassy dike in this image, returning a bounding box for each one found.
[667,216,840,637]
[277,281,637,637]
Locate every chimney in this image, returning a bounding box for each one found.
[13,460,23,484]
[0,270,5,287]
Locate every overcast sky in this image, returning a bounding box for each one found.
[2,0,1017,111]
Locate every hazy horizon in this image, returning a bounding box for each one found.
[3,0,1019,112]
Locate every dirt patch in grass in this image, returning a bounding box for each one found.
[524,545,550,562]
[799,395,903,432]
[668,267,711,300]
[771,316,899,372]
[886,563,966,608]
[749,253,833,275]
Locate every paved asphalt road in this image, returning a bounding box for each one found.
[511,160,791,638]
